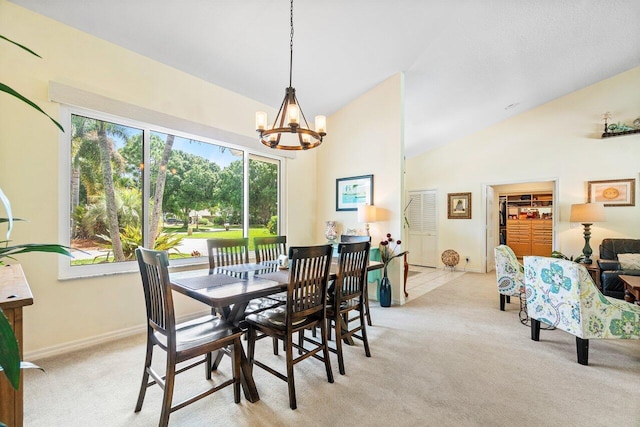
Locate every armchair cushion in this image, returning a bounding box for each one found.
[618,253,640,270]
[597,259,621,271]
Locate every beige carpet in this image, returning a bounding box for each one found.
[24,272,640,426]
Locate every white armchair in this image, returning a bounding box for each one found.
[524,256,640,365]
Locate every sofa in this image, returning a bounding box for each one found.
[597,238,640,299]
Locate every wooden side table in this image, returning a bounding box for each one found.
[0,265,34,427]
[619,275,640,305]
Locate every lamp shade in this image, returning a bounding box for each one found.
[570,203,605,223]
[357,205,377,223]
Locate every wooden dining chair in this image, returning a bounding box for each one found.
[254,235,289,308]
[206,237,281,360]
[134,247,243,427]
[245,244,334,410]
[325,241,371,375]
[254,235,287,263]
[206,238,250,274]
[339,235,373,326]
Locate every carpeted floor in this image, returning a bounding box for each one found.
[24,272,640,426]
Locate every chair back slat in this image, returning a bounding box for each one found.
[287,245,332,322]
[207,238,249,274]
[136,247,175,339]
[336,242,370,302]
[254,236,287,263]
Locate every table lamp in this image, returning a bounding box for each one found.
[569,203,605,264]
[357,204,377,236]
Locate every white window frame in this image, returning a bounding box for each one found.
[58,105,285,280]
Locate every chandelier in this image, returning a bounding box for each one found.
[255,0,326,150]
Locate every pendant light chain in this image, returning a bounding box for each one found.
[289,0,294,87]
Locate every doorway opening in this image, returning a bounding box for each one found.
[483,179,558,273]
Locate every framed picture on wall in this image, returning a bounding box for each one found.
[587,178,635,207]
[447,192,472,219]
[336,175,373,211]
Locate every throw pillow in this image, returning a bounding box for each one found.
[618,253,640,270]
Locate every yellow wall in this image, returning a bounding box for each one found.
[0,2,316,356]
[406,66,640,271]
[317,74,405,303]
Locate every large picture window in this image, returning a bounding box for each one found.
[63,111,281,278]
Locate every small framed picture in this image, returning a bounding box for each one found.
[448,192,472,219]
[336,175,373,211]
[587,178,635,207]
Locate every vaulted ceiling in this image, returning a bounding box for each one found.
[11,0,640,158]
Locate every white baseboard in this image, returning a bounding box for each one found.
[25,310,210,361]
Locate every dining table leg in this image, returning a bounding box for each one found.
[218,301,261,403]
[239,346,260,402]
[340,314,355,345]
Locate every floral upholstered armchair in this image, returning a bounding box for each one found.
[523,256,640,365]
[494,245,527,318]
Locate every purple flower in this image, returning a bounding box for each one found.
[378,232,409,266]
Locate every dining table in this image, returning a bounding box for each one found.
[170,258,383,403]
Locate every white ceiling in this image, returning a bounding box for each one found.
[11,0,640,158]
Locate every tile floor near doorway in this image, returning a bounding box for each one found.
[404,265,466,301]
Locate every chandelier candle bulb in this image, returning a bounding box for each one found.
[287,103,299,125]
[315,115,326,134]
[255,111,267,131]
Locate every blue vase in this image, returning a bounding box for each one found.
[379,267,392,307]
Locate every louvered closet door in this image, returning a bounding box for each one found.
[407,190,438,267]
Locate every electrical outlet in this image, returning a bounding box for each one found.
[465,256,470,263]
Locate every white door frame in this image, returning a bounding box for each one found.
[481,178,559,273]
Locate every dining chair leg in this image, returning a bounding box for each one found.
[363,290,372,326]
[285,335,297,410]
[160,357,176,427]
[134,339,154,412]
[297,330,304,355]
[360,309,371,357]
[320,320,334,384]
[272,337,279,355]
[334,314,345,375]
[205,352,212,380]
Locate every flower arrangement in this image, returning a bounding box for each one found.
[379,233,408,270]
